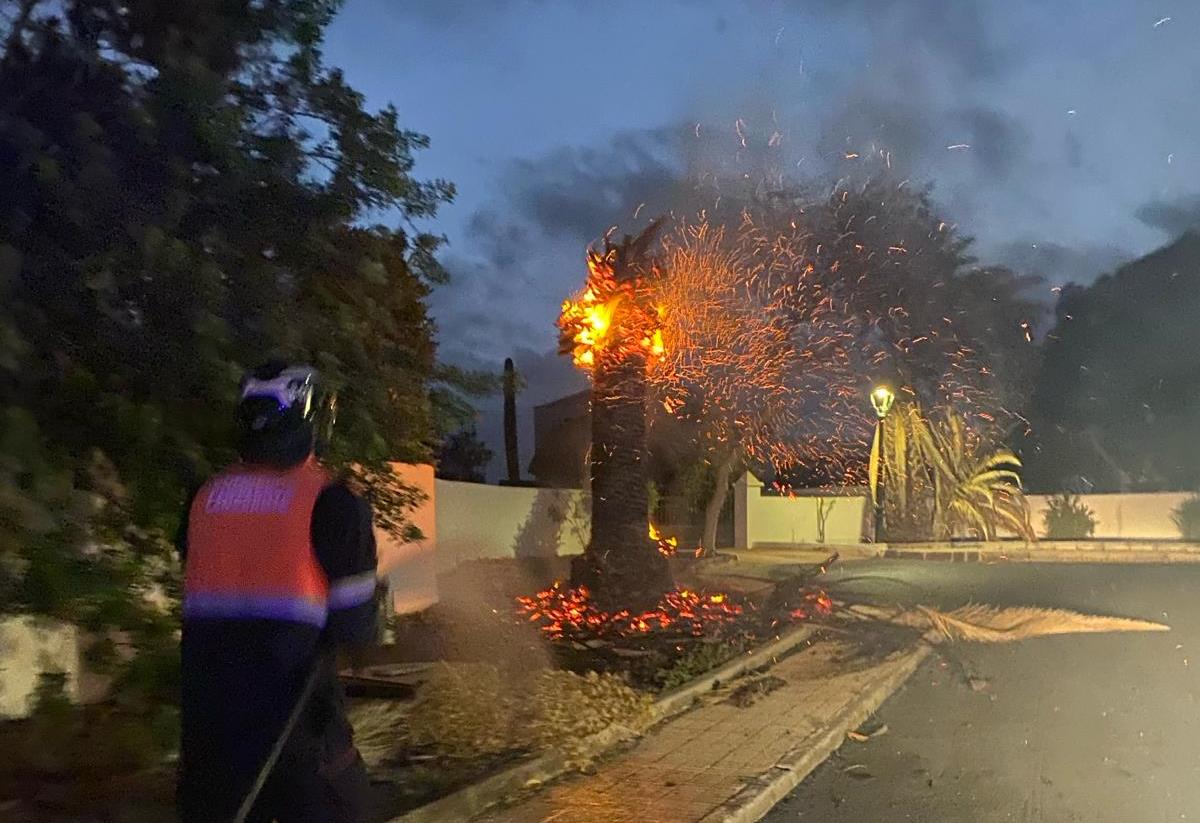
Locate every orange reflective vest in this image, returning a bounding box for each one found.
[184,458,333,627]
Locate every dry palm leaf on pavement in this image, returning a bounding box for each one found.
[844,603,1169,643]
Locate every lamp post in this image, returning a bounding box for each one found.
[870,385,895,543]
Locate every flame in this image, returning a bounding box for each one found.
[649,329,665,357]
[561,287,624,368]
[649,521,678,557]
[558,244,666,372]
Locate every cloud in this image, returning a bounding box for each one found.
[485,128,685,247]
[797,0,1010,80]
[1135,195,1200,239]
[464,212,531,271]
[803,0,1028,188]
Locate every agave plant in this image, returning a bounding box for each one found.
[879,404,1035,542]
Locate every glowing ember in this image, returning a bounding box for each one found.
[652,222,862,485]
[516,583,744,640]
[788,590,834,621]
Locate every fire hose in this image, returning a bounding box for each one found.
[232,646,332,823]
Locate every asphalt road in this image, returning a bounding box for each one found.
[765,561,1200,823]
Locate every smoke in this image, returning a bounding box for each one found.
[994,239,1130,289]
[1136,194,1200,239]
[487,128,685,246]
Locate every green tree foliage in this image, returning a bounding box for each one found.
[1027,231,1200,492]
[0,0,466,699]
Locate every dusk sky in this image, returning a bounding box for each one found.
[324,0,1199,477]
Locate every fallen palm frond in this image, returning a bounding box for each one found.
[846,603,1169,643]
[349,700,412,768]
[348,663,653,768]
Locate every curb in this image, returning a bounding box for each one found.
[713,643,933,823]
[882,548,1200,564]
[386,624,818,823]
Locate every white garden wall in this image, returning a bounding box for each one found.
[433,481,588,569]
[376,465,590,615]
[733,472,869,549]
[731,470,1196,548]
[1026,492,1192,540]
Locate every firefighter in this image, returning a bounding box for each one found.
[177,362,379,822]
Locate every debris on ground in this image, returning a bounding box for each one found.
[724,675,788,707]
[847,722,888,742]
[842,763,875,780]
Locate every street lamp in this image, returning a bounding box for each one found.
[869,386,895,543]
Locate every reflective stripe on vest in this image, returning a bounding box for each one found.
[185,459,331,627]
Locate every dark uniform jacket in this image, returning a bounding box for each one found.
[177,458,377,821]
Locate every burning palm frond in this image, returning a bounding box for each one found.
[848,603,1169,643]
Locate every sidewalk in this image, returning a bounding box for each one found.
[471,640,928,823]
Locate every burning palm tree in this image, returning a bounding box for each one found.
[559,220,672,609]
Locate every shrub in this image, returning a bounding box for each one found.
[1043,493,1096,539]
[654,638,746,691]
[1172,496,1200,541]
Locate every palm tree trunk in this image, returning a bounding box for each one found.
[571,349,672,609]
[503,358,520,482]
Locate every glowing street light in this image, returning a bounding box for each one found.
[869,385,895,542]
[871,385,896,420]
